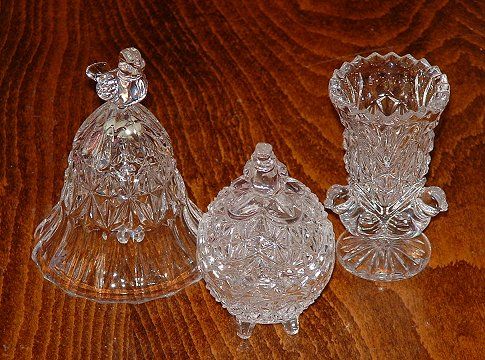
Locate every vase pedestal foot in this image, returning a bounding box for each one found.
[336,232,431,281]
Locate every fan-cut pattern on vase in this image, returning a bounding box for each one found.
[325,53,449,281]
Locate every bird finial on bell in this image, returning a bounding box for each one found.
[86,47,147,107]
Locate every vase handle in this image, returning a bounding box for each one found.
[416,186,448,217]
[324,184,355,215]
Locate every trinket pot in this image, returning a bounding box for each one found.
[198,143,335,338]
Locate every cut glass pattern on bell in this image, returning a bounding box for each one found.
[32,48,202,303]
[197,143,335,339]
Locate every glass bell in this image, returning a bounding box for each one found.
[32,48,202,303]
[197,143,335,339]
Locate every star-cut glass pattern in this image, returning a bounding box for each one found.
[198,143,335,338]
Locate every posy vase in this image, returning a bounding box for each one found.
[32,48,202,302]
[325,53,450,281]
[197,143,335,339]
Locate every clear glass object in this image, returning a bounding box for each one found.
[325,52,450,281]
[197,143,335,339]
[32,48,202,303]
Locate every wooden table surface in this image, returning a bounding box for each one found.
[0,0,483,359]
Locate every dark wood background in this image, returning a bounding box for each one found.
[0,0,483,359]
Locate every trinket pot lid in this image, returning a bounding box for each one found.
[210,142,317,225]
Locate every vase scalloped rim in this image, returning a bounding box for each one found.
[328,52,450,118]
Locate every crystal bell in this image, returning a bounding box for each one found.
[197,143,335,339]
[32,48,202,303]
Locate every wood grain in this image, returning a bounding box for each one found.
[0,0,484,359]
